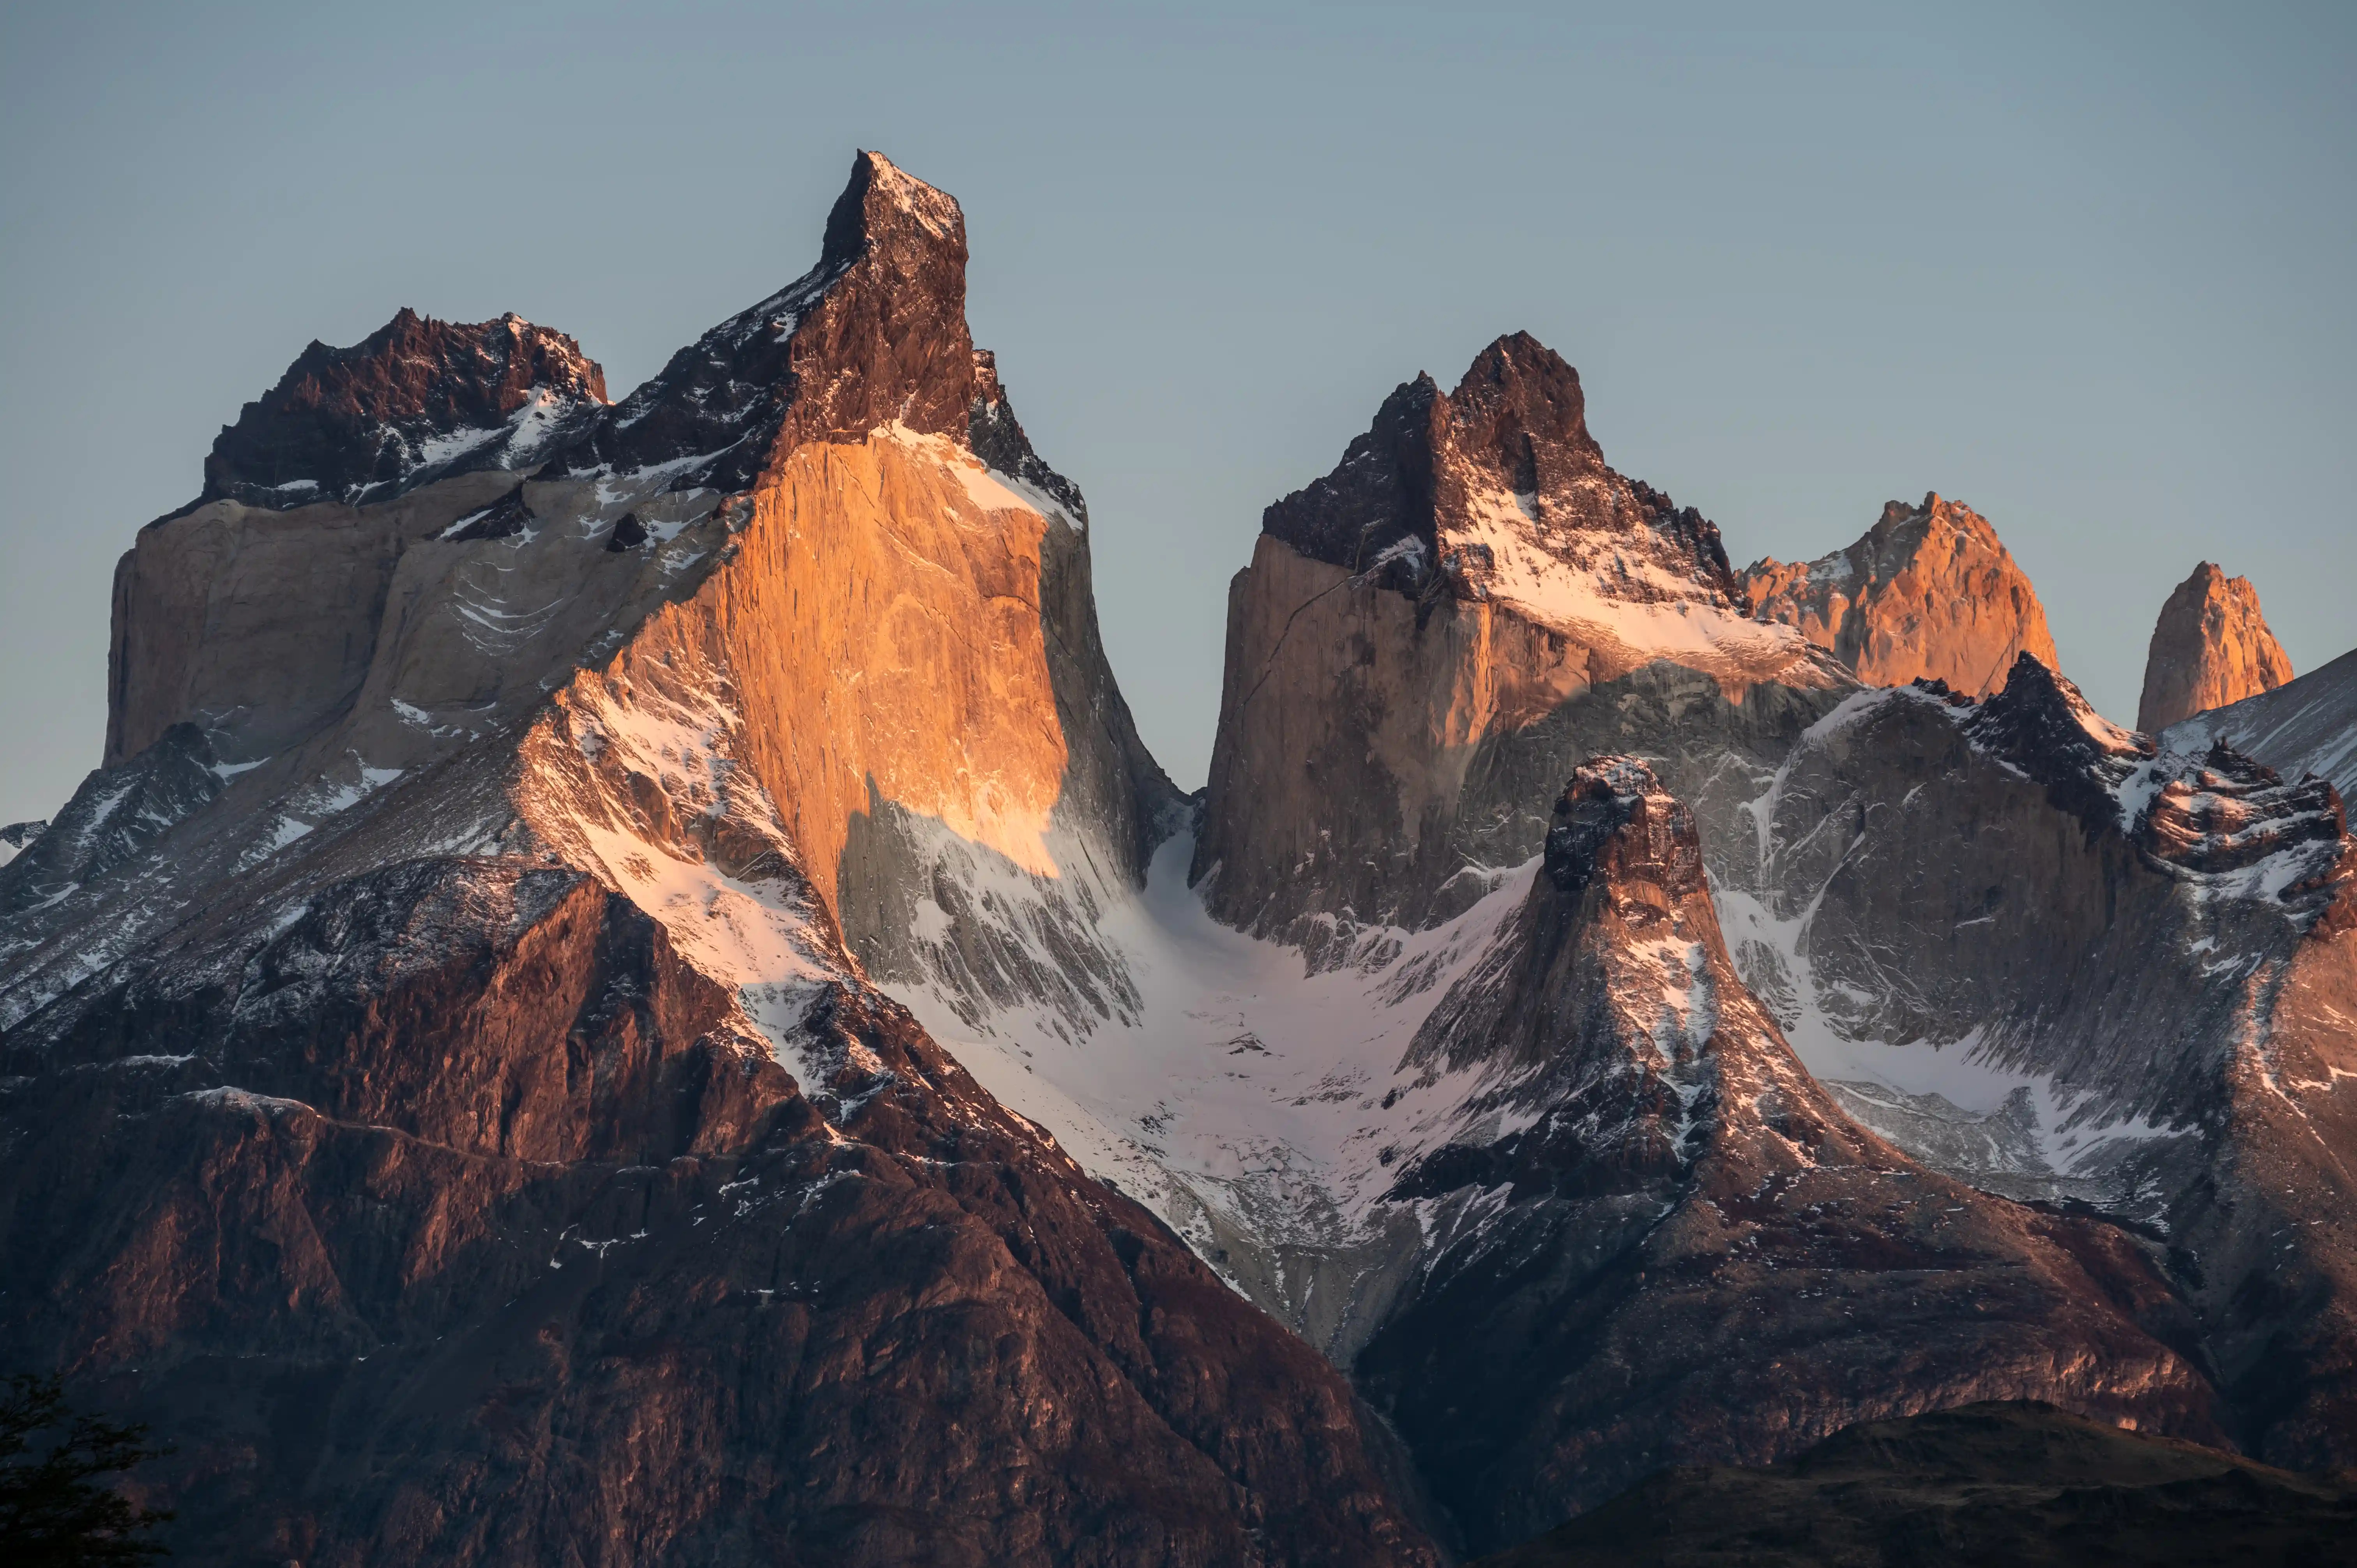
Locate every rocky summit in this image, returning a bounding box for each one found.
[1742,492,2058,698]
[2,151,2353,1567]
[2137,560,2297,732]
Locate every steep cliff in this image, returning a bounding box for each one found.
[1740,493,2058,697]
[1191,335,1846,953]
[2136,561,2296,731]
[0,153,1426,1567]
[10,138,2356,1568]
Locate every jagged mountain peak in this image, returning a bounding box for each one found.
[560,148,979,494]
[1880,489,1983,533]
[2137,559,2295,731]
[3,148,1428,1566]
[1367,758,2223,1543]
[1962,651,2152,830]
[1444,330,1607,484]
[1405,753,1762,1109]
[1542,755,1706,902]
[1196,337,1839,946]
[1262,332,1633,583]
[191,307,608,511]
[1742,491,2058,697]
[1256,332,1787,664]
[1970,652,2147,766]
[821,148,965,267]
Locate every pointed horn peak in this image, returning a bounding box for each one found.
[821,150,965,271]
[1445,330,1605,478]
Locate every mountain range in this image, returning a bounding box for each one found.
[2,152,2350,1566]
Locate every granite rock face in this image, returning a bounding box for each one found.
[1,874,1430,1566]
[1193,335,1846,952]
[873,331,2357,1555]
[0,153,1428,1568]
[11,140,2357,1568]
[1741,493,2058,697]
[2136,561,2295,732]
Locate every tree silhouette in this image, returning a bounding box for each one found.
[0,1375,171,1565]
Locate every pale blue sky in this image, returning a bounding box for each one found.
[3,2,2351,823]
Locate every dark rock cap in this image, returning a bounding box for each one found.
[1544,755,1706,902]
[1966,652,2152,832]
[183,152,1008,522]
[1260,332,1735,601]
[198,309,606,508]
[563,150,981,494]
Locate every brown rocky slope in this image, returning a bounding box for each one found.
[1724,653,2357,1470]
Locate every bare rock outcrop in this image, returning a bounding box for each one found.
[1194,335,1846,950]
[14,139,2357,1568]
[0,820,42,868]
[2136,561,2295,731]
[1356,758,2220,1552]
[2164,643,2357,801]
[1740,493,2058,697]
[0,863,1436,1566]
[195,307,607,510]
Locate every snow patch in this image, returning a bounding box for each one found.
[879,422,1084,533]
[1448,485,1815,674]
[1714,881,2185,1182]
[897,831,1541,1258]
[535,659,842,1089]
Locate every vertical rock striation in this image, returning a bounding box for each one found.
[2136,562,2295,732]
[1740,493,2058,697]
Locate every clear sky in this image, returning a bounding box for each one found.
[2,1,2351,824]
